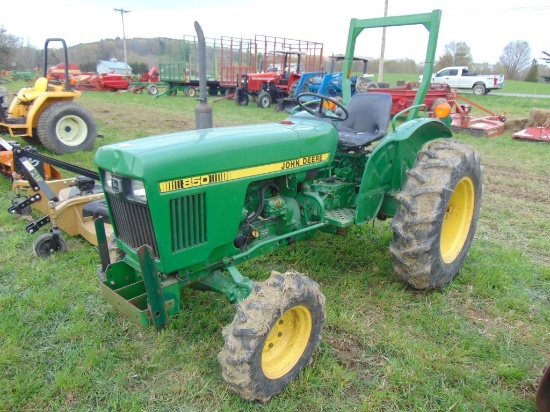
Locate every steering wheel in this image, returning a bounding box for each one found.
[296,92,349,121]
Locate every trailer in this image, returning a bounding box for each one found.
[157,35,255,97]
[157,34,323,99]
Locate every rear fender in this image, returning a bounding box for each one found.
[355,118,452,222]
[26,93,78,132]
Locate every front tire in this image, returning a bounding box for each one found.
[218,271,326,402]
[256,91,272,108]
[390,139,483,290]
[33,232,68,257]
[37,102,97,154]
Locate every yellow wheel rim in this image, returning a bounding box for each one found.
[440,177,475,264]
[262,305,312,380]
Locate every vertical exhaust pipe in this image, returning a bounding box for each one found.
[194,21,213,129]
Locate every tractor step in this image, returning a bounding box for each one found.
[324,208,356,227]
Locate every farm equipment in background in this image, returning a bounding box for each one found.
[512,107,550,143]
[158,35,254,98]
[73,72,131,92]
[366,82,453,116]
[446,91,506,137]
[123,67,163,95]
[235,50,307,108]
[513,127,550,142]
[46,63,84,81]
[1,138,112,257]
[277,54,374,112]
[92,10,483,402]
[235,38,324,108]
[0,38,97,154]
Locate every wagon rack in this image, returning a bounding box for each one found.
[155,35,243,98]
[156,34,323,101]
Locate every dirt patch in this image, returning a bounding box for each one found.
[81,99,195,139]
[324,324,381,370]
[483,161,550,205]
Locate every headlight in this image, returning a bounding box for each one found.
[104,171,113,188]
[131,179,147,202]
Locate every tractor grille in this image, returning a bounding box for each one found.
[107,193,159,257]
[170,193,207,252]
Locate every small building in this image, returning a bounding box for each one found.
[96,59,132,75]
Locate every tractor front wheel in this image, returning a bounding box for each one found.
[390,139,483,290]
[33,232,68,258]
[37,102,97,154]
[256,91,272,108]
[218,270,326,402]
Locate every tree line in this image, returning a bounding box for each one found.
[1,25,548,81]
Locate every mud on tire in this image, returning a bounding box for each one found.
[218,270,326,402]
[390,139,483,290]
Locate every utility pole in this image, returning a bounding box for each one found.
[114,8,130,75]
[378,0,388,83]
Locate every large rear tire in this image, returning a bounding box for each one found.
[390,139,483,290]
[218,271,326,402]
[37,102,97,154]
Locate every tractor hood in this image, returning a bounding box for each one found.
[94,118,338,181]
[247,72,280,82]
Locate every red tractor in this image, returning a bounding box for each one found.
[235,50,306,109]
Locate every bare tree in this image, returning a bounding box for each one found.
[0,25,23,69]
[435,41,473,71]
[498,40,531,80]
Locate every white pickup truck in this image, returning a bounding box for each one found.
[419,66,505,95]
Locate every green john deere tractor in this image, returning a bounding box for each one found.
[93,10,483,401]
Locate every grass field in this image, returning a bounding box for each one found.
[1,78,549,411]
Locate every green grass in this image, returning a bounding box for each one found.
[1,79,550,411]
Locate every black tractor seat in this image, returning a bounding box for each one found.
[337,92,393,152]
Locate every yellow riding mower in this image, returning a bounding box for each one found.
[0,38,97,155]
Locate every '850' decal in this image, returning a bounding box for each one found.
[159,153,329,193]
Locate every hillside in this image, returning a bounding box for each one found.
[67,37,160,72]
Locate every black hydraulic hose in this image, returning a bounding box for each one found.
[244,182,280,226]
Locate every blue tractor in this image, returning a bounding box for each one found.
[278,54,375,111]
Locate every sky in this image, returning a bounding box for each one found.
[2,0,549,66]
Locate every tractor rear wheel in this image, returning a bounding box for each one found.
[390,139,483,290]
[37,102,97,154]
[218,270,326,402]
